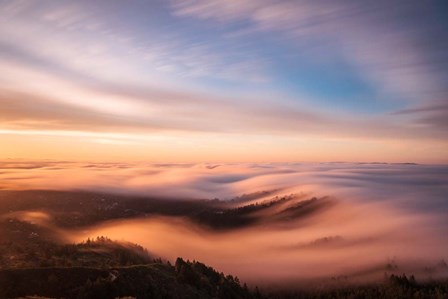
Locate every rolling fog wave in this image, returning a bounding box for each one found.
[1,161,447,285]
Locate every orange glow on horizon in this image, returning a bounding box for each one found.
[1,129,447,164]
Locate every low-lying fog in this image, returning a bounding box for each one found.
[1,161,447,286]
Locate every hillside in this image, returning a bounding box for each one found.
[0,262,258,299]
[0,238,258,299]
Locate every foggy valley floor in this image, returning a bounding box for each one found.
[0,162,447,298]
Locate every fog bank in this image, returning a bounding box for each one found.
[1,161,447,285]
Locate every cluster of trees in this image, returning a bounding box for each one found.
[175,257,260,299]
[227,194,296,215]
[0,236,152,269]
[0,232,261,298]
[194,194,301,229]
[0,256,261,298]
[267,274,448,299]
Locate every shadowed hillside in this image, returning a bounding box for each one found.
[0,236,152,269]
[0,190,331,230]
[0,237,258,299]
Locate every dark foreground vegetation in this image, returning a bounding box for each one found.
[267,275,448,299]
[0,237,257,299]
[0,262,257,299]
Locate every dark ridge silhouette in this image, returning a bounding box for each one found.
[0,236,152,269]
[0,238,258,299]
[0,263,259,299]
[0,190,330,231]
[0,231,259,297]
[273,196,334,221]
[229,189,284,203]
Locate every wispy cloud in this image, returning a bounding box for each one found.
[171,0,448,113]
[0,0,269,84]
[0,0,447,162]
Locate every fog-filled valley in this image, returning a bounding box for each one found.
[2,0,448,297]
[1,161,447,297]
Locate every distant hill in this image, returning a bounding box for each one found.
[0,190,332,231]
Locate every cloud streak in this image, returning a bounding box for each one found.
[172,0,448,100]
[0,0,447,162]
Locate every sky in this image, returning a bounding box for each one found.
[0,0,447,163]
